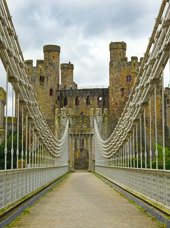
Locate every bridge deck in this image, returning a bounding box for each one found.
[11,172,159,228]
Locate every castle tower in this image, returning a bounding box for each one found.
[61,63,75,89]
[0,87,6,144]
[110,41,126,62]
[43,45,60,89]
[109,41,140,129]
[25,44,61,133]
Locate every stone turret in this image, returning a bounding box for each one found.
[109,41,140,129]
[43,45,60,88]
[109,42,126,62]
[25,44,61,133]
[61,62,76,89]
[0,87,6,144]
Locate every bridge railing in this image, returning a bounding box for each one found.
[0,0,69,210]
[94,0,170,213]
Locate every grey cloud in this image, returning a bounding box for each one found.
[2,0,168,118]
[5,0,163,89]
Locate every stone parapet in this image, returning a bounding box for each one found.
[43,45,60,53]
[109,41,126,51]
[36,60,44,66]
[25,60,33,66]
[61,63,74,70]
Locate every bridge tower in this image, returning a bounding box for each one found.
[109,41,140,129]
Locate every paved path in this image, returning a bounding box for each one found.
[11,172,159,228]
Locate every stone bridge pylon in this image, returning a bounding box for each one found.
[55,108,109,171]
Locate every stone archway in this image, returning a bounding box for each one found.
[74,149,89,170]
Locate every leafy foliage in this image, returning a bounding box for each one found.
[0,131,22,169]
[152,143,170,170]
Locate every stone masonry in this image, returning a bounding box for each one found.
[25,45,61,133]
[109,42,142,129]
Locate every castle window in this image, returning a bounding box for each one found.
[64,97,68,106]
[49,88,54,96]
[86,96,90,105]
[126,75,132,82]
[120,88,124,97]
[58,96,60,101]
[40,76,44,83]
[97,96,102,105]
[167,99,170,105]
[75,97,79,106]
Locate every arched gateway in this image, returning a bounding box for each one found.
[74,149,89,170]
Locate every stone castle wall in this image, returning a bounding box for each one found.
[23,42,169,143]
[56,88,109,115]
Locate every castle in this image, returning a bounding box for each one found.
[0,41,170,137]
[23,42,143,132]
[0,41,170,170]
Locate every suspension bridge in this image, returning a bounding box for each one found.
[0,0,170,227]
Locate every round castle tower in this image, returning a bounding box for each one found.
[43,45,61,88]
[109,41,140,129]
[60,63,75,90]
[109,42,126,62]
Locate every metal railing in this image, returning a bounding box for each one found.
[0,0,69,210]
[95,165,170,212]
[0,165,68,209]
[94,0,170,212]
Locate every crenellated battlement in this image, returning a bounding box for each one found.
[36,60,44,66]
[43,45,60,53]
[109,41,126,50]
[25,59,33,66]
[109,41,126,62]
[61,63,74,70]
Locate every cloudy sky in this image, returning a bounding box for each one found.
[0,0,169,92]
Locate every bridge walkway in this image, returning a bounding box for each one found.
[11,172,159,228]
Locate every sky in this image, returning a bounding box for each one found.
[0,0,169,115]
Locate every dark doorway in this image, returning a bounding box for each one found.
[75,96,80,105]
[74,149,89,170]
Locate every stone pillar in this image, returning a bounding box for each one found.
[69,135,72,171]
[90,108,94,128]
[84,135,87,150]
[71,136,75,171]
[103,108,108,140]
[87,135,91,171]
[91,134,95,172]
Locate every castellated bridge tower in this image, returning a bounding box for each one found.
[109,41,141,129]
[0,87,6,144]
[61,63,77,90]
[25,45,61,133]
